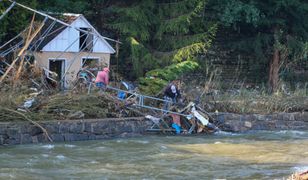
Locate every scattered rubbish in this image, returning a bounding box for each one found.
[117,81,136,100]
[0,1,220,137]
[145,100,219,135]
[68,111,85,119]
[289,170,308,180]
[23,98,35,109]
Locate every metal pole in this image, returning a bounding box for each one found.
[8,0,121,44]
[31,20,57,51]
[0,28,27,50]
[0,1,15,20]
[0,40,24,57]
[60,35,99,83]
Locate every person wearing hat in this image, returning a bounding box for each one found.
[95,67,109,90]
[163,80,181,112]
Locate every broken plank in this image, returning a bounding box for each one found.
[14,12,36,81]
[0,17,46,83]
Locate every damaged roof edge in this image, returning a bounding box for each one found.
[35,13,116,54]
[79,15,116,54]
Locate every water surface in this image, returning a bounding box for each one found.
[0,131,307,179]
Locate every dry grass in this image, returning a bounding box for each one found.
[210,88,308,114]
[0,88,139,122]
[182,72,308,114]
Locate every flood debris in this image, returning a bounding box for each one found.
[145,101,219,135]
[0,1,220,137]
[289,170,308,180]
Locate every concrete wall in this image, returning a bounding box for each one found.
[33,51,110,87]
[0,118,151,145]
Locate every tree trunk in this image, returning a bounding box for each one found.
[268,47,280,93]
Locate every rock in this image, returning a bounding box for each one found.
[244,121,252,128]
[51,134,64,142]
[64,133,88,141]
[256,115,267,121]
[6,128,20,138]
[44,123,59,134]
[32,136,38,143]
[300,112,308,122]
[0,136,3,145]
[29,126,43,136]
[59,122,70,133]
[20,134,32,144]
[69,122,83,133]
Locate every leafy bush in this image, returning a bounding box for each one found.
[139,61,199,95]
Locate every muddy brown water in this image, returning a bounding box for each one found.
[0,131,307,179]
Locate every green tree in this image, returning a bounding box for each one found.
[208,0,308,92]
[36,0,88,14]
[0,0,37,42]
[106,0,217,81]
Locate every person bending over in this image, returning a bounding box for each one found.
[95,67,109,90]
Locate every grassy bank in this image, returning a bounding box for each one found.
[210,89,308,114]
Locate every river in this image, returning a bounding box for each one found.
[0,131,307,179]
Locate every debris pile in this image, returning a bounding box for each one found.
[0,89,143,122]
[145,102,219,135]
[289,170,308,180]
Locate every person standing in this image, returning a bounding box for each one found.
[163,80,181,112]
[95,67,109,90]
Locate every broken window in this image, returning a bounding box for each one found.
[79,28,93,52]
[82,57,99,69]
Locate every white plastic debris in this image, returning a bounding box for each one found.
[23,98,35,109]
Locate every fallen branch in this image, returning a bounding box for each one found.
[0,107,53,142]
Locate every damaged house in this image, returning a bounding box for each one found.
[33,13,115,88]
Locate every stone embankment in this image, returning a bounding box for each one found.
[0,112,307,145]
[0,117,152,145]
[216,112,308,132]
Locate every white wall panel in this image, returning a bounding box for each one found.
[41,15,115,54]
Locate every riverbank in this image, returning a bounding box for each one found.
[0,112,307,145]
[215,112,308,132]
[0,117,152,145]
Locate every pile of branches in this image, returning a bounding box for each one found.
[0,89,143,122]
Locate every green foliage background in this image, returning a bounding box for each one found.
[1,0,308,93]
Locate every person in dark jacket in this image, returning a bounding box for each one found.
[163,80,181,112]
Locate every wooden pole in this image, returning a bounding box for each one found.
[14,12,36,81]
[0,18,45,83]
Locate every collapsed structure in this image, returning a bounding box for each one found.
[33,13,115,88]
[0,1,116,88]
[0,1,219,136]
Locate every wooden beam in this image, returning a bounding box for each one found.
[14,12,36,81]
[0,18,45,83]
